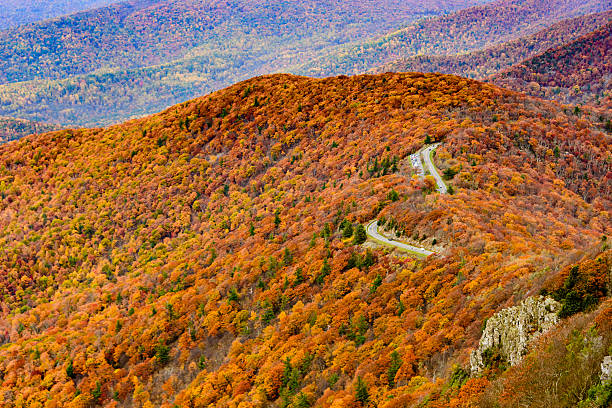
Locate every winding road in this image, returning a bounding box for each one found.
[422,143,448,194]
[410,152,424,177]
[365,143,446,256]
[367,220,434,256]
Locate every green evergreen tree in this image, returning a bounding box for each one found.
[66,360,75,378]
[155,344,170,365]
[283,248,293,266]
[353,224,367,245]
[294,267,304,286]
[387,351,402,387]
[397,300,405,316]
[309,233,317,248]
[295,392,311,408]
[92,381,102,402]
[228,287,239,302]
[370,274,383,293]
[282,357,292,387]
[342,222,354,239]
[315,258,331,285]
[387,189,399,202]
[356,376,369,405]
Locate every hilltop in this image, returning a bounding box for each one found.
[0,72,609,407]
[0,0,609,129]
[0,0,485,127]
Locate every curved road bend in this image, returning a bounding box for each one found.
[366,220,434,256]
[422,143,447,194]
[365,144,447,255]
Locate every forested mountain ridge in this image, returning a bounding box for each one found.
[373,10,612,81]
[0,72,609,407]
[0,0,609,130]
[0,0,121,29]
[294,0,611,78]
[0,0,489,127]
[492,20,612,107]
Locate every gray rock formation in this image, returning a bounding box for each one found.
[470,296,561,374]
[602,356,612,382]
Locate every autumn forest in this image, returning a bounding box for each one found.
[0,72,608,407]
[0,0,610,407]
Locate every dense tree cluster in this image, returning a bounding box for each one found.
[1,0,609,129]
[0,73,608,407]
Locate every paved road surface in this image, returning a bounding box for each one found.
[365,143,447,255]
[366,220,434,256]
[410,152,424,177]
[421,143,447,194]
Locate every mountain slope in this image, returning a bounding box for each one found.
[0,0,121,29]
[0,72,608,407]
[0,116,58,143]
[295,0,611,78]
[492,21,612,107]
[373,11,612,81]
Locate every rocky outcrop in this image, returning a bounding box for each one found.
[602,356,612,382]
[470,296,562,374]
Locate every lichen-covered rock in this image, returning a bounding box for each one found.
[602,356,612,382]
[470,296,561,374]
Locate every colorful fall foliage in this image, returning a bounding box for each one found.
[296,0,609,78]
[493,20,612,107]
[0,72,608,407]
